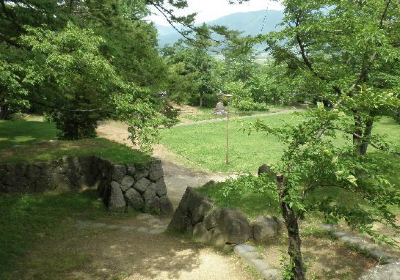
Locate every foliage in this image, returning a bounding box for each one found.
[0,0,190,148]
[196,175,281,218]
[252,105,400,279]
[265,0,400,155]
[162,25,220,107]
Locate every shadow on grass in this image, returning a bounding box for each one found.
[0,120,58,150]
[0,190,104,279]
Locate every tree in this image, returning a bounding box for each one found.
[244,0,400,279]
[0,0,190,146]
[162,25,220,107]
[265,0,399,155]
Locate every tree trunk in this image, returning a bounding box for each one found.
[199,94,203,107]
[360,119,373,155]
[353,115,374,155]
[277,175,306,280]
[0,104,10,120]
[353,116,364,155]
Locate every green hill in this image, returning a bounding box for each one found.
[156,10,284,47]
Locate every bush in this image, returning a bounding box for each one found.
[234,98,269,112]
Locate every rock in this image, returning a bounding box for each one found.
[25,165,41,181]
[155,178,167,196]
[169,187,213,233]
[188,192,214,225]
[251,215,281,243]
[148,160,163,181]
[19,177,34,193]
[109,183,126,212]
[159,195,174,214]
[121,175,135,192]
[111,181,121,191]
[359,261,400,280]
[143,183,156,201]
[218,207,251,244]
[2,172,16,186]
[65,169,80,185]
[63,157,80,173]
[133,177,151,193]
[134,164,149,180]
[209,228,226,247]
[126,164,136,176]
[193,222,210,243]
[15,163,27,178]
[6,163,15,172]
[112,165,126,183]
[34,177,52,193]
[145,195,161,213]
[204,208,221,230]
[125,188,144,210]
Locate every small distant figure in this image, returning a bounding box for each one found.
[213,90,228,116]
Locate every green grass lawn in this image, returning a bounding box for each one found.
[161,113,400,173]
[0,119,149,164]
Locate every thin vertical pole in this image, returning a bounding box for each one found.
[226,103,229,165]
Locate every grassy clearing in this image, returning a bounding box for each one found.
[161,113,400,173]
[0,118,58,150]
[0,119,150,164]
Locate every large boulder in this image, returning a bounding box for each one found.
[133,178,151,193]
[120,175,135,192]
[359,261,400,280]
[169,187,251,246]
[159,195,174,215]
[251,215,282,243]
[111,165,127,183]
[125,188,144,210]
[168,187,214,233]
[148,160,164,181]
[155,178,167,196]
[108,183,126,212]
[217,207,252,244]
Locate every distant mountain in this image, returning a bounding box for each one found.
[155,10,284,47]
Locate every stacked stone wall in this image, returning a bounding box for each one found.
[0,156,172,214]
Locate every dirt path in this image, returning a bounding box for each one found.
[176,108,303,127]
[97,122,234,208]
[23,214,257,280]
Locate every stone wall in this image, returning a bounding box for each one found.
[0,156,173,215]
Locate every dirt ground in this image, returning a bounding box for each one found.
[21,215,258,280]
[258,235,376,280]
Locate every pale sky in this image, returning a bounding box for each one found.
[149,0,284,26]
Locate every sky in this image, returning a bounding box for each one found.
[149,0,284,26]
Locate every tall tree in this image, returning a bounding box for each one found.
[244,1,400,279]
[265,0,400,155]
